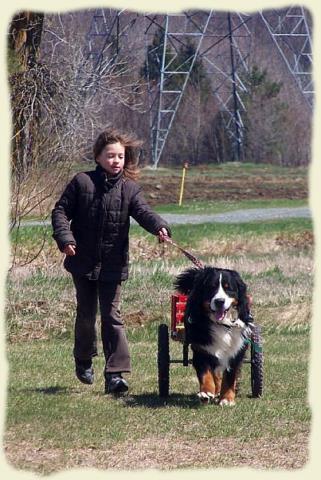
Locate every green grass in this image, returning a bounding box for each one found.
[154,198,307,214]
[5,217,313,472]
[6,326,310,449]
[168,218,312,247]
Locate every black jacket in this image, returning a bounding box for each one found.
[51,165,171,281]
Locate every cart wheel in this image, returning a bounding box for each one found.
[158,324,170,397]
[250,324,263,397]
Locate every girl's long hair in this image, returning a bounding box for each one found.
[93,128,142,181]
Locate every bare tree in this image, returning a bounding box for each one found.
[8,11,147,269]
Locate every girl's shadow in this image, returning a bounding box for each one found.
[17,386,69,395]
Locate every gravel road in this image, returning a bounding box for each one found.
[17,206,310,228]
[159,206,311,225]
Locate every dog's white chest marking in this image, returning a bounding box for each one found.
[196,325,246,371]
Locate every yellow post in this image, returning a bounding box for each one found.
[178,162,188,206]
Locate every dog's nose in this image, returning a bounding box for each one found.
[214,298,225,308]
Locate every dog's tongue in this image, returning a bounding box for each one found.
[215,310,225,321]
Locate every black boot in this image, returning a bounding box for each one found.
[105,372,128,395]
[75,358,94,385]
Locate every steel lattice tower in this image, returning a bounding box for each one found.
[81,8,138,94]
[82,6,313,167]
[200,12,253,164]
[260,6,313,109]
[84,8,135,71]
[144,12,214,167]
[143,11,252,166]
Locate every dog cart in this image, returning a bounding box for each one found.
[157,293,264,398]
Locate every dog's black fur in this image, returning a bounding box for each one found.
[174,266,252,405]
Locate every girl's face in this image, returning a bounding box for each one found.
[96,142,125,175]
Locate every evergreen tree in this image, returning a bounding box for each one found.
[140,29,166,82]
[177,38,211,99]
[241,65,288,163]
[141,32,211,96]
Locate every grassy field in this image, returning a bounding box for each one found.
[18,162,308,220]
[5,213,313,473]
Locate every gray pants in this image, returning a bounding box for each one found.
[72,275,131,374]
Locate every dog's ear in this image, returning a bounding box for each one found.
[231,271,251,323]
[174,267,200,294]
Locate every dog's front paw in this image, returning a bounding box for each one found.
[197,391,215,404]
[234,318,245,329]
[219,398,236,407]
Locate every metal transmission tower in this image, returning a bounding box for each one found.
[85,9,123,71]
[81,9,138,93]
[200,12,253,162]
[260,6,313,109]
[81,7,313,167]
[144,11,253,167]
[144,12,214,168]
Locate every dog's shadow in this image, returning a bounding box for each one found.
[121,390,256,408]
[121,392,202,409]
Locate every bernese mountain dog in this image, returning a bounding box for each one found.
[174,266,253,406]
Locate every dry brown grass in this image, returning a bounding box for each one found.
[254,303,311,332]
[197,230,313,257]
[7,228,313,342]
[9,227,313,273]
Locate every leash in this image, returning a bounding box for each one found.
[163,235,204,269]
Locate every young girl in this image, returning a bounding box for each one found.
[52,128,171,395]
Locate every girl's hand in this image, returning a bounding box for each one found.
[63,244,76,256]
[158,227,170,243]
